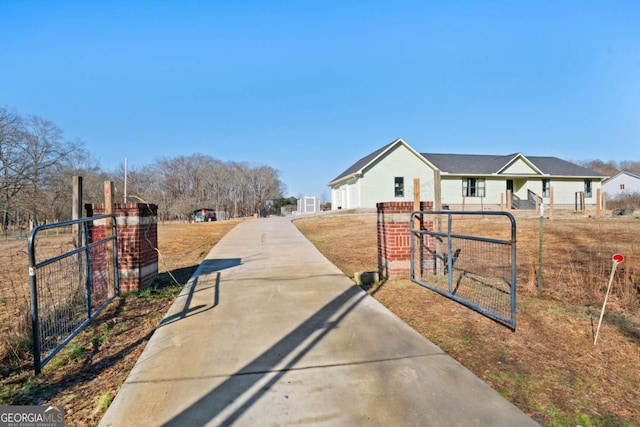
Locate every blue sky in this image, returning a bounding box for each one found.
[1,1,639,199]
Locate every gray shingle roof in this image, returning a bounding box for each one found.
[423,153,605,177]
[421,153,519,175]
[329,140,396,183]
[329,139,605,184]
[524,156,604,177]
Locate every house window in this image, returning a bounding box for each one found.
[462,178,485,197]
[620,184,625,190]
[584,180,592,198]
[394,177,404,197]
[542,179,550,197]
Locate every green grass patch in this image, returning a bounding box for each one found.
[96,391,112,412]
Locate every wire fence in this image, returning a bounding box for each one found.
[411,211,517,330]
[522,216,639,309]
[27,216,119,373]
[409,211,639,331]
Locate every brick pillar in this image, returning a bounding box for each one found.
[86,202,159,293]
[377,201,433,279]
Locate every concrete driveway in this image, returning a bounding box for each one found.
[99,216,539,426]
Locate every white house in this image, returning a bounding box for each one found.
[328,138,607,210]
[602,171,640,198]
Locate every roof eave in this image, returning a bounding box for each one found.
[328,173,360,187]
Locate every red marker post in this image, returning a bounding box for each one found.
[594,254,624,345]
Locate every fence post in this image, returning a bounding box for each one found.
[537,203,544,292]
[72,176,82,247]
[104,181,116,298]
[413,179,421,281]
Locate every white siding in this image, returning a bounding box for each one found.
[330,178,360,209]
[347,178,360,208]
[502,159,538,174]
[485,178,509,206]
[549,179,602,205]
[358,144,435,208]
[528,179,545,198]
[331,186,349,210]
[603,173,640,197]
[441,177,463,205]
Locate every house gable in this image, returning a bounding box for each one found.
[328,138,434,187]
[498,154,544,175]
[329,138,438,209]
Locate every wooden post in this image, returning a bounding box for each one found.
[72,176,82,248]
[506,189,512,210]
[432,172,444,275]
[549,187,555,221]
[433,171,442,212]
[413,179,421,216]
[500,193,504,210]
[433,170,442,231]
[596,188,601,218]
[104,181,116,297]
[413,179,421,280]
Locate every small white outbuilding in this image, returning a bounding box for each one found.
[296,196,320,214]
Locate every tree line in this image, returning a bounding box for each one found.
[0,106,286,231]
[579,159,640,177]
[3,105,638,230]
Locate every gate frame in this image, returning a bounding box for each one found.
[28,214,119,374]
[410,210,517,331]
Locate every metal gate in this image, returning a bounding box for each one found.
[28,215,119,373]
[410,211,517,331]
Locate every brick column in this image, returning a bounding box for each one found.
[377,201,433,279]
[86,202,159,293]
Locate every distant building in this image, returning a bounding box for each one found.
[190,208,229,222]
[297,196,320,214]
[603,171,640,198]
[191,208,217,222]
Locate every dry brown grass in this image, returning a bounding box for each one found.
[295,212,640,427]
[0,219,242,426]
[1,212,638,426]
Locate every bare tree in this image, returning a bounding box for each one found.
[2,106,289,225]
[246,164,283,214]
[122,155,286,220]
[619,160,640,174]
[578,159,619,177]
[21,116,76,225]
[0,107,28,231]
[46,142,106,221]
